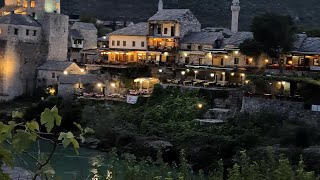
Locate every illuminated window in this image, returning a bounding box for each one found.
[23,1,28,8]
[56,3,60,11]
[17,0,21,6]
[30,1,36,8]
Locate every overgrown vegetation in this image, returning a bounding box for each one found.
[94,147,317,180]
[81,85,320,174]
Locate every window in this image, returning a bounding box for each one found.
[117,41,120,46]
[26,29,29,36]
[157,27,161,34]
[164,28,168,34]
[51,72,56,78]
[234,58,239,64]
[314,59,319,66]
[198,58,203,65]
[132,41,135,47]
[30,1,36,8]
[198,46,202,50]
[187,44,191,50]
[141,41,145,47]
[171,26,175,36]
[123,41,126,46]
[112,40,115,46]
[23,1,28,8]
[56,3,60,11]
[33,30,37,36]
[185,57,190,64]
[14,28,19,35]
[32,13,36,18]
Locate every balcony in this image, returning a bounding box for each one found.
[148,45,178,52]
[72,44,84,49]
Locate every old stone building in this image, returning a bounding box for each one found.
[108,22,148,62]
[106,3,201,64]
[37,61,84,87]
[69,22,98,63]
[179,32,224,65]
[0,0,70,101]
[71,22,97,50]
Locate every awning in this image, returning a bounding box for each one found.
[185,65,234,71]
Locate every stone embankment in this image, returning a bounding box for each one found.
[241,97,320,126]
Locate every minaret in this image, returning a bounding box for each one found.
[231,0,240,32]
[158,0,163,12]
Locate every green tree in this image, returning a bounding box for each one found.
[251,13,297,56]
[0,107,92,179]
[241,13,297,73]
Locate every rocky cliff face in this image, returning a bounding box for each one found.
[60,0,320,30]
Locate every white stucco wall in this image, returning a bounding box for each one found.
[109,35,147,50]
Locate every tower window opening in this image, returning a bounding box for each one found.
[23,1,28,8]
[30,1,36,8]
[14,28,19,35]
[56,3,60,11]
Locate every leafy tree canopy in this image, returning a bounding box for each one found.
[241,13,297,57]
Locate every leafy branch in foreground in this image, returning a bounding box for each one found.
[0,106,92,180]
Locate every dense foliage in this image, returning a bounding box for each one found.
[81,85,320,174]
[95,148,317,180]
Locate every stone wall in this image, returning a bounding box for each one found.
[38,13,69,61]
[241,97,320,126]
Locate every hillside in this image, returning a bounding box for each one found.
[60,0,320,30]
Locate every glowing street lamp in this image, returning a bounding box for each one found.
[110,83,116,88]
[197,103,203,109]
[181,71,186,75]
[159,69,163,73]
[194,70,199,79]
[63,71,68,75]
[240,73,245,84]
[210,73,215,77]
[97,83,102,88]
[231,72,235,76]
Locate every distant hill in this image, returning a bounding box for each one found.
[60,0,320,31]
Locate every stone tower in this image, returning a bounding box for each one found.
[158,0,163,12]
[231,0,240,32]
